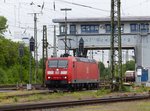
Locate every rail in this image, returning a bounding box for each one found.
[0,93,149,111]
[0,90,51,99]
[0,84,46,90]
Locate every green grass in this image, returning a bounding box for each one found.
[95,89,111,96]
[0,90,110,105]
[13,97,18,102]
[122,84,150,93]
[0,86,149,105]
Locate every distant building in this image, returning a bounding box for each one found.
[53,16,150,83]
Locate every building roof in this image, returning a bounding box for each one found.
[53,16,150,23]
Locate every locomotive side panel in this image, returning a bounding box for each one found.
[66,57,74,84]
[72,59,99,83]
[89,62,99,81]
[75,61,89,82]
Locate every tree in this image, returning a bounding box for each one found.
[98,62,110,79]
[99,61,105,72]
[38,58,43,69]
[0,16,7,34]
[0,68,8,83]
[0,37,34,84]
[0,16,36,84]
[121,60,135,78]
[126,60,135,70]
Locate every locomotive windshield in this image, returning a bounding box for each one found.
[48,60,68,68]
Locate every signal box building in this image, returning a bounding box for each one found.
[53,16,150,84]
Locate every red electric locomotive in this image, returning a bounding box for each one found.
[45,56,100,90]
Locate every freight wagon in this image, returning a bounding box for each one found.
[125,70,135,82]
[45,56,100,90]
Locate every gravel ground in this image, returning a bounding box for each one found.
[60,100,150,111]
[28,100,150,111]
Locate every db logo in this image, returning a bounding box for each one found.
[55,69,59,74]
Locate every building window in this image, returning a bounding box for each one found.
[130,24,139,32]
[81,25,99,34]
[105,24,124,33]
[70,25,76,34]
[105,24,111,33]
[130,23,149,33]
[140,23,149,33]
[60,25,65,35]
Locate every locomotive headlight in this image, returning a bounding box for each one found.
[47,71,54,75]
[64,76,67,79]
[48,76,51,79]
[61,71,67,74]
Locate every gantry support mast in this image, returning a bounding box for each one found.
[110,0,123,91]
[42,25,48,86]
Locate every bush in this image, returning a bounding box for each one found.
[0,68,8,84]
[36,69,43,84]
[122,86,131,92]
[135,85,148,93]
[96,88,111,96]
[6,65,20,84]
[13,97,18,102]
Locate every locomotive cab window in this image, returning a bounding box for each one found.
[48,60,68,68]
[48,60,57,68]
[58,60,68,68]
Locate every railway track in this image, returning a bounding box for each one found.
[0,79,111,90]
[0,93,149,111]
[0,84,46,90]
[0,88,94,100]
[0,90,51,99]
[0,85,17,90]
[0,89,98,100]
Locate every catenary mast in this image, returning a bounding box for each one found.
[110,0,123,91]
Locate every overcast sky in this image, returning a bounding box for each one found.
[0,0,149,60]
[1,0,150,40]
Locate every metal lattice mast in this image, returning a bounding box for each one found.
[28,12,40,84]
[61,8,72,54]
[42,25,48,86]
[33,13,38,84]
[53,25,57,57]
[110,0,122,91]
[118,0,123,91]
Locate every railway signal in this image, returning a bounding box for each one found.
[28,37,35,90]
[19,44,24,57]
[78,37,85,57]
[30,36,35,52]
